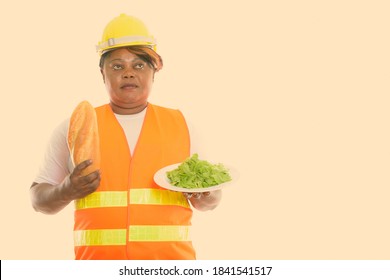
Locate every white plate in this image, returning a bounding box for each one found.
[153,163,239,193]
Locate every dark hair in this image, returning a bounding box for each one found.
[99,46,163,71]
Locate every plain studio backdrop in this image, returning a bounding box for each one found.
[1,0,390,259]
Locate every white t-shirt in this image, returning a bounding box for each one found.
[34,106,199,185]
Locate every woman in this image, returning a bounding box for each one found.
[30,14,222,260]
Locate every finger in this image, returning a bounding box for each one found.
[83,175,101,193]
[77,169,101,186]
[183,192,193,199]
[75,174,101,198]
[192,193,202,199]
[72,159,93,176]
[70,169,100,188]
[202,191,211,197]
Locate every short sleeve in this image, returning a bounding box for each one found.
[33,118,72,185]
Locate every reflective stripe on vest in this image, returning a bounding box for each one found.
[75,189,190,210]
[129,225,191,242]
[74,226,191,246]
[75,191,127,209]
[74,229,127,246]
[130,189,190,208]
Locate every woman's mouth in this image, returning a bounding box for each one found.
[120,83,138,90]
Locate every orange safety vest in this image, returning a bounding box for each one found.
[73,103,196,259]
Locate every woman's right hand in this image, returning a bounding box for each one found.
[61,160,101,201]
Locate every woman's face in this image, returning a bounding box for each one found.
[101,48,155,114]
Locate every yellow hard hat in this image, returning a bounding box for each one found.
[96,14,156,55]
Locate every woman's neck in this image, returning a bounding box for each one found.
[109,101,148,115]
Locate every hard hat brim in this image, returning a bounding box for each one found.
[96,35,156,55]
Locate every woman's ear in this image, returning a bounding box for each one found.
[100,68,105,83]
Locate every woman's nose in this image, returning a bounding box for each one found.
[122,68,134,79]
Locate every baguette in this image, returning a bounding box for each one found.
[67,100,100,176]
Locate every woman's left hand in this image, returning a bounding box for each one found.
[183,191,210,200]
[183,190,222,211]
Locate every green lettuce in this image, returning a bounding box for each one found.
[166,154,232,189]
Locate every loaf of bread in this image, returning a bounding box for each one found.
[67,101,100,176]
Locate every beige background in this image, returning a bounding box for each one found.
[1,0,390,259]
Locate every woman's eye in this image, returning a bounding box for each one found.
[112,64,123,70]
[134,63,145,69]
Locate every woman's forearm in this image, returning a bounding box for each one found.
[30,162,101,215]
[30,181,72,215]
